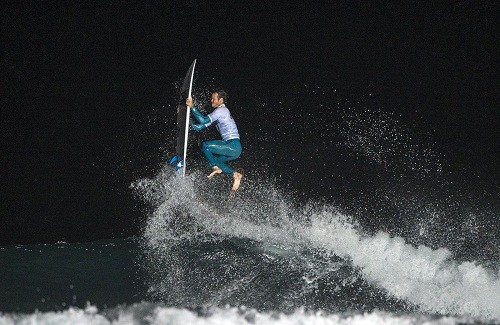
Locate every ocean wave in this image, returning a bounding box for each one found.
[132,167,500,321]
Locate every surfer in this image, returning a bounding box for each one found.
[186,89,244,191]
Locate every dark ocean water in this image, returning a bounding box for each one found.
[1,158,498,323]
[0,237,145,313]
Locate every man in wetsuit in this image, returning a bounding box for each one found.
[186,89,243,191]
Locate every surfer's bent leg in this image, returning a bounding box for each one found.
[201,139,242,174]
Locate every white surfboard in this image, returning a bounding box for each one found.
[176,59,196,176]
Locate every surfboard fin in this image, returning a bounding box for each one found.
[167,154,184,171]
[168,154,182,166]
[174,160,184,171]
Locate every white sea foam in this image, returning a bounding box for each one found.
[135,169,500,322]
[0,303,472,325]
[307,213,500,320]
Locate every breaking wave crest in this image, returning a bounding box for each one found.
[131,167,500,322]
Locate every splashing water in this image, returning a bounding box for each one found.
[130,166,500,322]
[338,106,443,177]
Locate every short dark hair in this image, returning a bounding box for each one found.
[212,88,228,102]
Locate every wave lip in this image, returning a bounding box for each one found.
[308,213,500,320]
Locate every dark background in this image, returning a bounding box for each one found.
[1,2,498,245]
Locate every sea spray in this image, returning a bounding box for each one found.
[308,217,500,319]
[132,167,499,321]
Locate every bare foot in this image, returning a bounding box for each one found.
[232,168,244,191]
[207,166,222,178]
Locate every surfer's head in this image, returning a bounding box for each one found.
[211,89,228,108]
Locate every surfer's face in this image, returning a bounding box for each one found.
[211,93,224,108]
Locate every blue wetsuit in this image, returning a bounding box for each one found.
[190,104,242,174]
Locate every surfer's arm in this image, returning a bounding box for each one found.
[189,119,207,132]
[186,97,211,125]
[191,106,211,125]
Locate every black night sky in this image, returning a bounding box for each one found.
[1,2,498,245]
